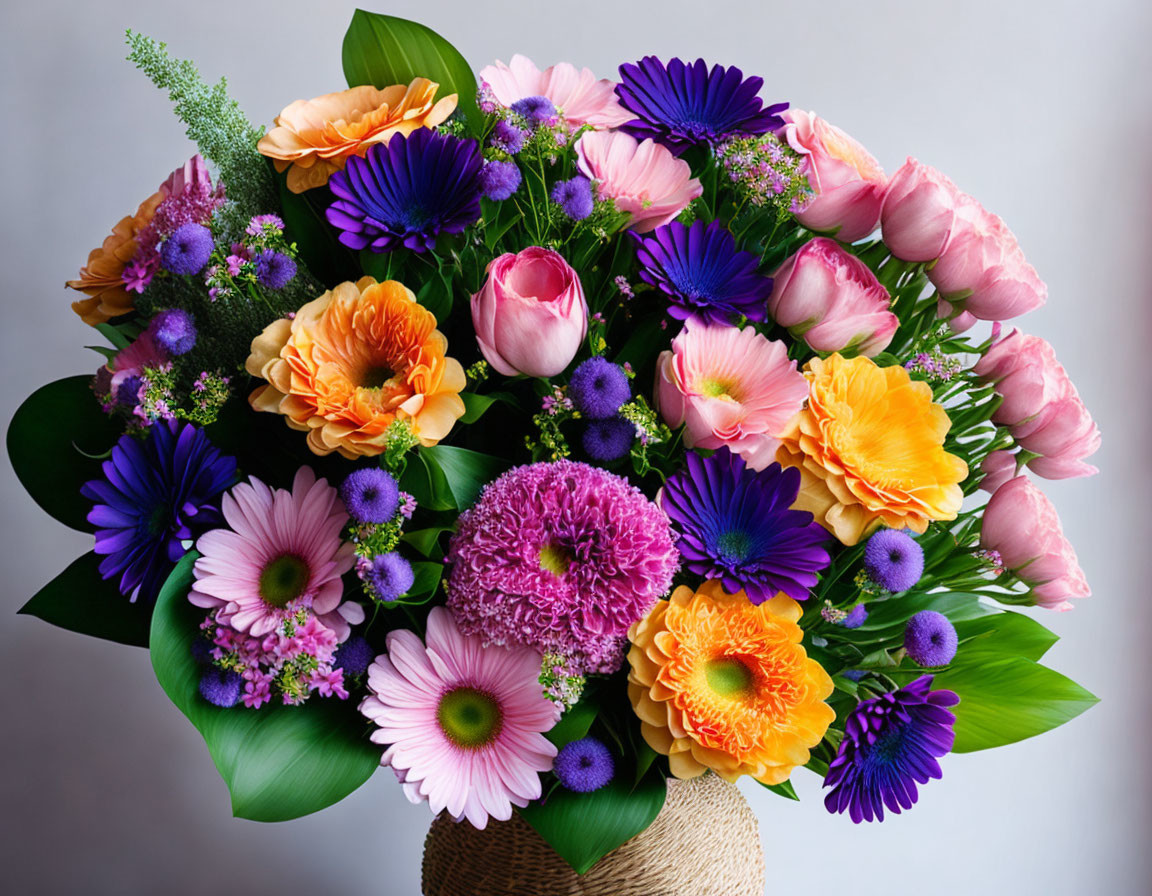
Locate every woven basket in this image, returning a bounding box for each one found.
[421,775,764,896]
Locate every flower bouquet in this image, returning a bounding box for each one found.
[10,8,1101,888]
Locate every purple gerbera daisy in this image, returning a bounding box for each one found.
[445,460,679,675]
[326,129,484,254]
[824,675,959,823]
[82,421,237,601]
[632,220,773,324]
[660,448,831,602]
[615,57,788,155]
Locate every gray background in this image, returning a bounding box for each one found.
[1,0,1149,893]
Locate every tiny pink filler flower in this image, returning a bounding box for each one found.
[655,323,808,471]
[189,467,361,639]
[479,55,631,130]
[361,607,559,829]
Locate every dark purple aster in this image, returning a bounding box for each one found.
[254,250,297,289]
[340,467,400,524]
[159,222,214,275]
[553,737,615,792]
[615,57,788,154]
[824,675,959,823]
[199,668,242,708]
[326,129,484,254]
[583,417,634,462]
[478,160,522,201]
[150,308,197,356]
[660,448,831,603]
[82,421,237,602]
[333,635,376,678]
[569,356,630,419]
[552,176,594,220]
[510,95,558,127]
[632,220,773,324]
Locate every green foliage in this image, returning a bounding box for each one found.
[400,445,510,511]
[150,554,379,821]
[760,779,800,801]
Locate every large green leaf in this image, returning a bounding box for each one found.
[403,445,509,512]
[19,551,151,647]
[519,770,667,875]
[951,611,1059,665]
[341,10,480,131]
[271,164,361,286]
[8,376,121,531]
[150,554,379,821]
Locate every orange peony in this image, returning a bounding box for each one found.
[257,79,457,193]
[67,191,163,326]
[246,277,466,458]
[776,353,968,546]
[627,581,834,785]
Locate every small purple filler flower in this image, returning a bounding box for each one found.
[199,668,243,708]
[159,223,214,275]
[569,356,630,419]
[863,529,925,593]
[490,120,526,155]
[478,159,522,201]
[553,737,615,792]
[150,308,197,356]
[511,95,557,127]
[340,468,400,524]
[583,417,634,462]
[552,176,595,220]
[333,634,376,678]
[254,250,297,290]
[365,552,415,603]
[824,675,959,823]
[904,611,958,667]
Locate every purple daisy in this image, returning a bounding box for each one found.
[326,129,484,254]
[445,460,679,675]
[615,57,788,154]
[824,675,959,823]
[82,421,237,601]
[660,448,831,603]
[632,220,773,324]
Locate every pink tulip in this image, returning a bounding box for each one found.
[769,237,898,357]
[471,247,588,378]
[782,110,886,243]
[980,476,1090,610]
[575,130,703,233]
[880,158,961,262]
[928,195,1046,322]
[974,330,1100,479]
[654,323,808,470]
[978,450,1019,494]
[479,55,631,130]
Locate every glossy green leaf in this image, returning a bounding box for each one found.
[760,779,800,801]
[545,692,600,749]
[951,611,1059,665]
[150,554,379,821]
[272,163,360,286]
[519,770,667,874]
[19,551,152,647]
[341,10,479,131]
[418,445,509,511]
[852,591,996,635]
[7,376,122,531]
[401,527,451,559]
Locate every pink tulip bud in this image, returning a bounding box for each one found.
[980,476,1090,610]
[979,450,1019,494]
[471,247,588,378]
[769,237,898,357]
[782,110,886,243]
[880,158,961,262]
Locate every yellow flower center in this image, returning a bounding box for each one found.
[699,378,737,400]
[539,543,573,577]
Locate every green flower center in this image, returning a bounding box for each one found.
[715,529,753,563]
[699,378,735,400]
[258,553,311,608]
[705,657,755,698]
[146,502,171,537]
[539,542,573,577]
[437,687,503,749]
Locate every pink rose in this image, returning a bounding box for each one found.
[576,130,703,233]
[769,237,897,357]
[974,330,1100,479]
[980,476,1090,611]
[929,195,1046,322]
[782,110,886,243]
[471,247,588,378]
[654,323,808,471]
[880,158,961,262]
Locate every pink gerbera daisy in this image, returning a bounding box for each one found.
[361,607,559,829]
[189,467,361,639]
[478,55,631,130]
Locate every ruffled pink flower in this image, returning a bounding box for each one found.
[655,323,808,470]
[980,476,1090,610]
[782,110,886,243]
[190,467,361,639]
[361,607,559,829]
[479,55,631,130]
[880,157,963,262]
[769,237,897,357]
[575,130,703,233]
[107,329,168,399]
[974,330,1100,479]
[133,154,226,270]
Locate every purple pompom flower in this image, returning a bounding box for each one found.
[254,250,297,289]
[490,120,526,154]
[333,634,376,678]
[159,222,214,275]
[841,604,868,629]
[326,129,484,254]
[365,552,415,603]
[661,448,831,603]
[632,219,773,324]
[583,417,634,462]
[479,159,522,201]
[824,675,959,823]
[904,611,958,667]
[569,356,630,419]
[511,95,558,127]
[863,529,925,592]
[616,57,788,154]
[552,176,595,220]
[553,737,615,792]
[340,468,400,524]
[199,669,243,708]
[151,308,197,356]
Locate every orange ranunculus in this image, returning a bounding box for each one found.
[627,581,834,786]
[67,191,163,326]
[777,353,968,546]
[257,79,457,194]
[245,277,466,458]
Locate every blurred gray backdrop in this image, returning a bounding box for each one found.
[2,0,1149,893]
